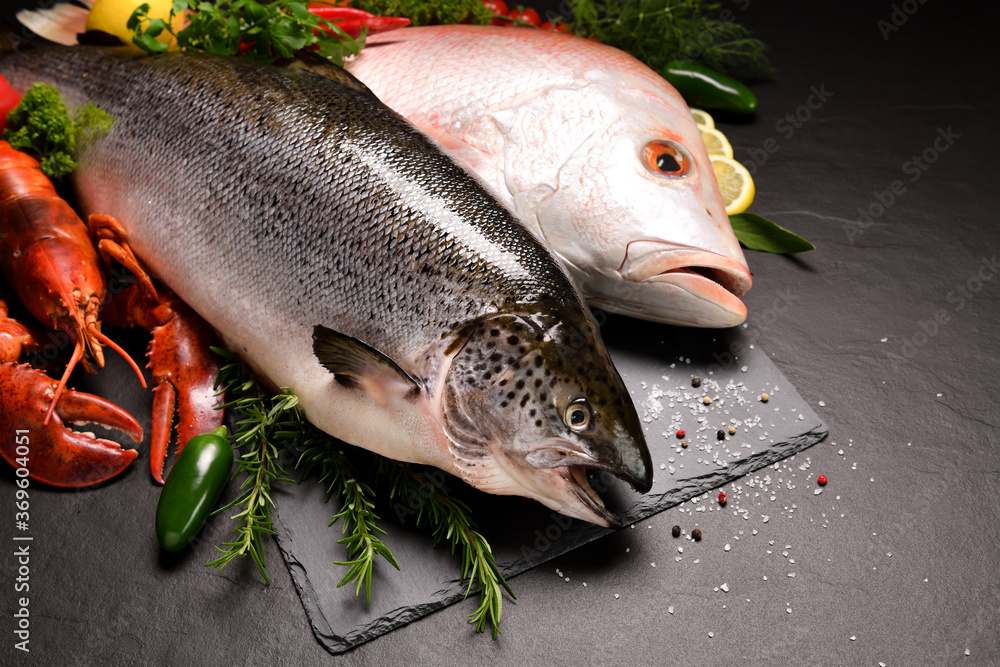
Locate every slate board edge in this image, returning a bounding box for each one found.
[276,421,828,654]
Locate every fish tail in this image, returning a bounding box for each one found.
[13,1,94,47]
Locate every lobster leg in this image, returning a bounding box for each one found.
[0,301,142,487]
[90,217,224,483]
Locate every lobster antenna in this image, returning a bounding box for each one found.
[90,327,148,389]
[43,340,83,425]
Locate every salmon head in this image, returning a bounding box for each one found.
[439,308,651,526]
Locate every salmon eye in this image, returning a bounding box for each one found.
[643,140,690,177]
[564,399,593,432]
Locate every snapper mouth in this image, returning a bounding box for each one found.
[604,241,753,328]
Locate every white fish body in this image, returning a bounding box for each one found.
[348,25,752,328]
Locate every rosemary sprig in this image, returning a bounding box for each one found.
[207,350,512,636]
[205,347,294,584]
[380,460,514,639]
[297,445,400,603]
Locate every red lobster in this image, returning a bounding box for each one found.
[0,140,223,486]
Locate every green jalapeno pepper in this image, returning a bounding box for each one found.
[660,60,758,114]
[156,426,233,552]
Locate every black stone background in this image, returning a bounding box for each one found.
[1,1,998,664]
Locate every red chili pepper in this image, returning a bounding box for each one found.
[817,474,827,486]
[309,6,410,39]
[676,429,685,438]
[718,491,727,505]
[0,75,20,132]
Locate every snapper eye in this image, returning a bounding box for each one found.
[642,140,691,178]
[564,398,593,432]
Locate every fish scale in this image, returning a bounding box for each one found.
[0,46,652,525]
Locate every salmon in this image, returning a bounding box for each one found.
[0,47,653,525]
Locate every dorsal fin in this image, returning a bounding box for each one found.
[285,59,374,95]
[312,325,422,404]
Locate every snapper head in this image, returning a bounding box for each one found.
[439,309,651,526]
[528,74,753,328]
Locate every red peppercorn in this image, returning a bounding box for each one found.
[718,491,727,505]
[817,475,827,486]
[676,429,685,438]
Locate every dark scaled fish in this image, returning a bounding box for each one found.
[0,47,652,525]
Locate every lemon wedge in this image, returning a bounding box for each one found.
[711,156,755,215]
[86,0,179,47]
[699,127,734,159]
[690,108,714,129]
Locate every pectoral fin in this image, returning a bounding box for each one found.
[312,325,423,405]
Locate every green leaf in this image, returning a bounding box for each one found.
[132,30,169,53]
[729,212,815,254]
[126,3,151,31]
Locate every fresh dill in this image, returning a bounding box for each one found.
[567,0,772,76]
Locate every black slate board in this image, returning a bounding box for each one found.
[273,316,828,653]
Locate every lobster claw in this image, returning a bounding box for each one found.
[0,362,142,487]
[91,216,225,483]
[146,290,224,483]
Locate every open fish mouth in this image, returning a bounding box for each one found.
[525,443,633,527]
[566,465,617,525]
[599,241,753,328]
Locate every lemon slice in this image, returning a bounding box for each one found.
[711,156,755,215]
[690,108,715,129]
[699,127,733,159]
[86,0,179,47]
